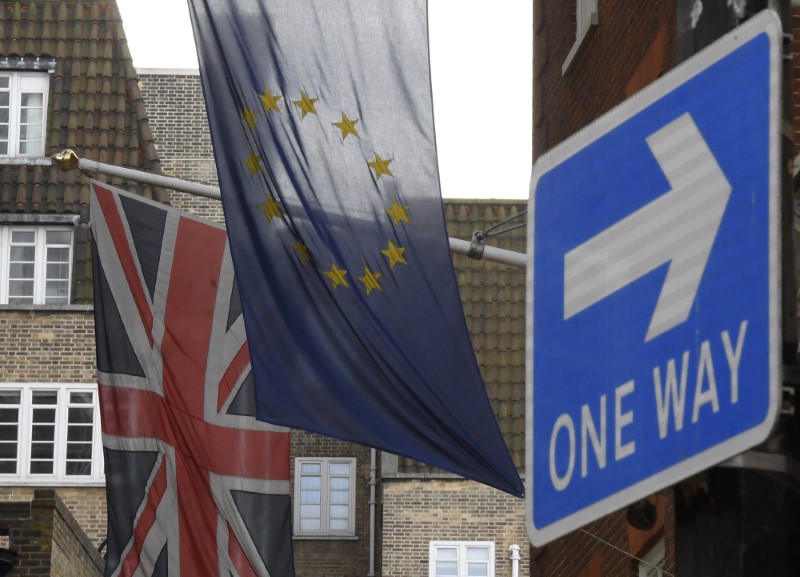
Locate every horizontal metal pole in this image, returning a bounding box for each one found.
[55,150,528,268]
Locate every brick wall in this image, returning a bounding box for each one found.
[535,494,675,577]
[0,489,103,577]
[381,479,528,577]
[0,487,107,549]
[533,0,677,158]
[0,309,96,383]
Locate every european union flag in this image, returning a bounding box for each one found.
[188,0,523,497]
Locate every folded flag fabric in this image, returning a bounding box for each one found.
[189,0,523,496]
[91,180,295,577]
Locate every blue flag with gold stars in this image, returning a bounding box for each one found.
[188,0,523,497]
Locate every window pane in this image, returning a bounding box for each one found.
[300,504,320,520]
[9,263,34,279]
[0,391,20,405]
[467,564,488,577]
[0,142,7,155]
[46,263,70,281]
[19,125,42,141]
[47,247,70,262]
[10,245,34,261]
[0,426,16,442]
[47,231,71,245]
[0,409,19,423]
[30,461,53,474]
[0,125,8,140]
[69,392,93,404]
[0,443,16,459]
[330,490,349,505]
[30,443,53,459]
[19,107,42,124]
[67,426,93,442]
[300,462,321,475]
[32,408,56,424]
[31,425,54,441]
[467,548,490,561]
[32,391,57,404]
[66,442,92,460]
[437,548,458,561]
[299,518,321,531]
[300,490,321,505]
[0,109,8,124]
[11,230,34,243]
[68,407,93,424]
[20,93,43,107]
[329,476,349,491]
[45,281,69,297]
[329,518,349,531]
[66,461,91,476]
[0,462,16,474]
[8,280,33,298]
[18,140,42,156]
[329,504,349,519]
[0,77,9,89]
[435,561,458,577]
[300,476,321,491]
[329,462,350,475]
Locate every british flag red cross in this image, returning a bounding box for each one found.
[90,181,294,577]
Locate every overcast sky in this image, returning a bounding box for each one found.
[116,0,532,200]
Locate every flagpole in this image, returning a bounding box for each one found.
[52,149,528,268]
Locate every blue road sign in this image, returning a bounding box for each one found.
[526,11,782,546]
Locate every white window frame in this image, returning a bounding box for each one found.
[0,383,104,485]
[562,0,599,75]
[638,537,666,577]
[0,226,73,305]
[0,71,49,158]
[293,457,356,537]
[429,541,495,577]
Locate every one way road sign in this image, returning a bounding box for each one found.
[526,11,781,546]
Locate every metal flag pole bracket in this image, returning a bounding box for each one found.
[51,149,529,268]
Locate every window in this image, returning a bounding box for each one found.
[294,457,355,536]
[638,537,665,577]
[562,0,599,75]
[0,226,72,305]
[0,72,48,157]
[0,384,104,484]
[429,542,495,577]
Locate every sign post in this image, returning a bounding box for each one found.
[526,10,782,546]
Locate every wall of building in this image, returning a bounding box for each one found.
[533,0,677,158]
[0,489,103,577]
[0,309,95,383]
[381,479,528,577]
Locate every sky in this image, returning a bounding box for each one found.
[115,0,532,200]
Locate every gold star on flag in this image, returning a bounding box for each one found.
[359,266,383,295]
[325,263,349,288]
[241,105,258,129]
[381,241,407,268]
[368,154,393,179]
[293,243,311,263]
[244,151,263,175]
[293,91,318,118]
[259,197,282,221]
[260,88,283,113]
[333,112,359,140]
[386,200,410,225]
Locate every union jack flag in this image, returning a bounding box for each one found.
[90,181,295,577]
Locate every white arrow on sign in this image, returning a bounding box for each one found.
[563,113,732,342]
